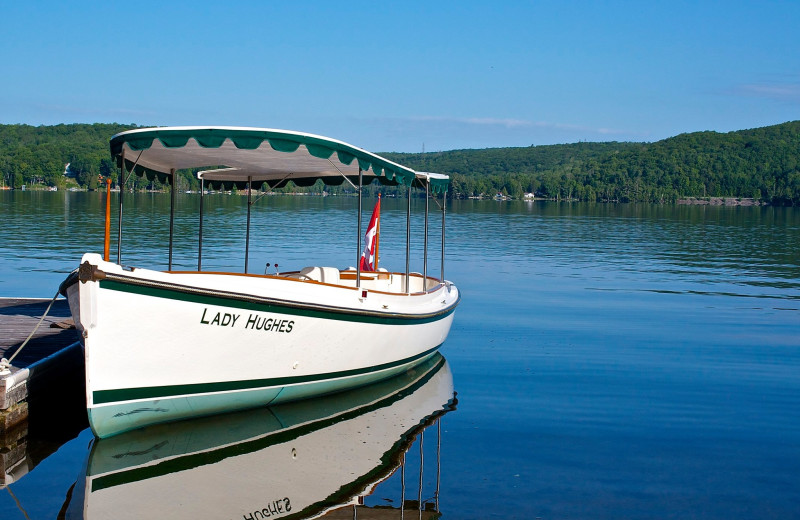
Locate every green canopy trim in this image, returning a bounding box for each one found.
[415,172,450,195]
[200,174,400,192]
[110,127,449,192]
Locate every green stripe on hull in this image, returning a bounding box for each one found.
[93,345,441,405]
[99,277,458,325]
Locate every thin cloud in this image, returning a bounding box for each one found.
[408,115,532,128]
[405,115,632,136]
[34,103,158,117]
[729,82,800,103]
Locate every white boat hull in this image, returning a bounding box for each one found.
[62,253,459,438]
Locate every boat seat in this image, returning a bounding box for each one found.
[338,268,393,291]
[340,269,384,280]
[298,266,340,284]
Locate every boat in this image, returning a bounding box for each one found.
[64,353,456,519]
[59,126,460,438]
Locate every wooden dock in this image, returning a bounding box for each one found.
[1,298,87,488]
[0,298,79,365]
[0,298,83,437]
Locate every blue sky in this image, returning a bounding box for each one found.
[2,1,798,152]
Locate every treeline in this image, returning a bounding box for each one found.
[2,121,799,204]
[384,121,800,205]
[0,123,136,190]
[0,123,203,192]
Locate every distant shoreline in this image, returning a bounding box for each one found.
[1,187,773,206]
[676,197,766,206]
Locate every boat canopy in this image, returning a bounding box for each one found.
[110,126,450,194]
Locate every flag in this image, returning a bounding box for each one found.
[359,195,381,271]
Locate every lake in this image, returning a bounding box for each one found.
[1,191,799,519]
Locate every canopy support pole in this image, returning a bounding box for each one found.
[357,168,362,288]
[168,168,175,271]
[405,185,411,294]
[198,178,204,271]
[423,180,429,290]
[117,149,124,263]
[115,148,144,265]
[245,176,252,273]
[441,189,447,282]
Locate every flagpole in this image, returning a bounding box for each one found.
[375,193,381,270]
[357,167,362,288]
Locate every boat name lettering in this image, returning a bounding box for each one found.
[242,498,291,519]
[245,313,294,333]
[199,308,240,327]
[199,308,294,333]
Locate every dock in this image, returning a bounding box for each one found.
[1,298,86,488]
[0,298,83,437]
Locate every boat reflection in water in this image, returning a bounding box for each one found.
[65,354,455,519]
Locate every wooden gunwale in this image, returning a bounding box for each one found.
[163,270,447,296]
[75,271,459,323]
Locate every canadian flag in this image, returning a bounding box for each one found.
[359,195,381,271]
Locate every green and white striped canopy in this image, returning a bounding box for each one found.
[110,126,449,194]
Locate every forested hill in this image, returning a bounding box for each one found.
[384,121,800,204]
[0,123,138,189]
[1,121,799,204]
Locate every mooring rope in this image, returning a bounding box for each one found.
[5,486,33,520]
[0,289,61,373]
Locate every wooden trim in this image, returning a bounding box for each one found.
[339,271,391,281]
[163,270,445,296]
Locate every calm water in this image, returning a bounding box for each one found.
[1,191,799,519]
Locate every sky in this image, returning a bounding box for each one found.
[1,1,799,152]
